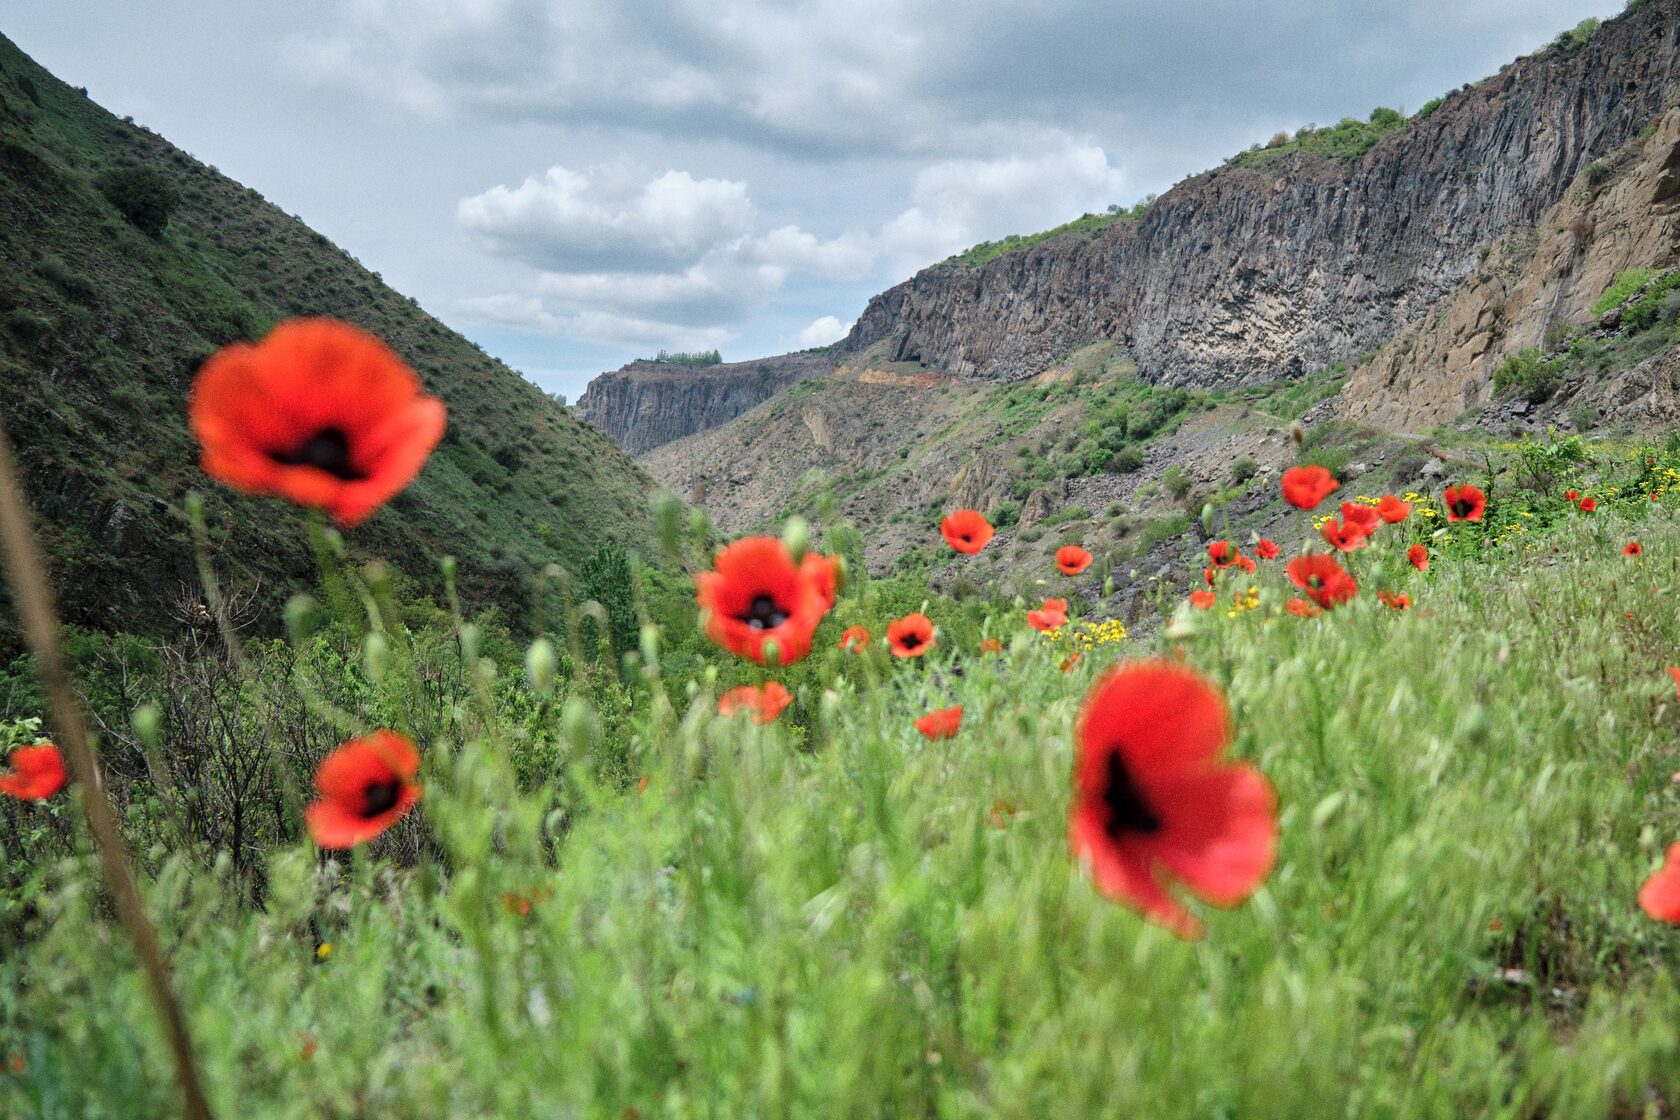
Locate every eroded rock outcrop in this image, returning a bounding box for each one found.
[576,352,830,453]
[837,0,1680,388]
[1342,108,1680,430]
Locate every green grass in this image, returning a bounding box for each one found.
[8,441,1680,1115]
[1592,268,1659,316]
[944,211,1127,269]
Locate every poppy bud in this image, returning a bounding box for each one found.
[1200,503,1215,533]
[639,623,661,669]
[1291,422,1305,446]
[184,491,206,524]
[131,702,163,750]
[440,555,457,583]
[525,638,558,697]
[782,515,811,563]
[560,697,598,755]
[285,594,321,644]
[363,632,389,683]
[459,623,481,664]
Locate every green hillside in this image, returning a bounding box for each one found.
[0,33,658,652]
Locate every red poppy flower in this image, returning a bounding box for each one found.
[1340,502,1381,536]
[1282,465,1338,510]
[1625,541,1643,557]
[1376,495,1411,523]
[1565,489,1579,502]
[1233,554,1257,574]
[940,509,995,554]
[717,681,793,723]
[1377,590,1411,611]
[1027,607,1068,632]
[304,730,423,849]
[1444,484,1486,522]
[1254,539,1280,560]
[1407,543,1429,572]
[1043,598,1068,613]
[1068,661,1278,939]
[1203,566,1218,587]
[1189,590,1216,610]
[914,705,963,740]
[695,537,832,666]
[1320,517,1369,552]
[838,625,871,652]
[1285,597,1321,618]
[802,552,841,610]
[978,637,1004,653]
[0,743,66,801]
[1057,545,1094,575]
[1579,497,1597,513]
[1286,553,1358,609]
[189,319,447,528]
[887,612,936,657]
[1669,666,1680,699]
[1207,541,1235,567]
[1639,844,1680,923]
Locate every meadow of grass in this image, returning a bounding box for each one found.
[5,439,1680,1118]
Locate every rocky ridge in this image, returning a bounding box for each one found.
[837,0,1680,389]
[575,351,830,453]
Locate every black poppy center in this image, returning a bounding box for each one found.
[1450,499,1474,517]
[360,779,402,819]
[273,428,365,481]
[1102,751,1161,838]
[898,632,924,651]
[736,594,790,631]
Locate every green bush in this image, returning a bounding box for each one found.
[1162,466,1193,500]
[1229,457,1259,485]
[95,165,180,237]
[1492,348,1560,403]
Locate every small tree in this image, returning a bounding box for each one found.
[96,166,179,237]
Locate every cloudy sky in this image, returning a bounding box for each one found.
[8,0,1622,400]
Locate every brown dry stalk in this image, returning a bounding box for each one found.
[0,419,214,1120]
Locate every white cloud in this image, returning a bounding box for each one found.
[457,166,754,273]
[874,142,1131,274]
[796,316,852,348]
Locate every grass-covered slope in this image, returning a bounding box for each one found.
[0,33,658,648]
[8,454,1680,1115]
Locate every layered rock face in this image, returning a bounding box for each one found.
[576,352,831,453]
[1343,107,1680,430]
[838,0,1680,388]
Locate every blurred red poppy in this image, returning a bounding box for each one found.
[1565,489,1580,502]
[1376,495,1411,523]
[1579,497,1597,513]
[1377,590,1411,611]
[1027,607,1068,632]
[940,509,994,554]
[305,730,422,849]
[1407,543,1429,572]
[189,318,447,527]
[1207,541,1235,567]
[1285,597,1321,618]
[1625,541,1643,557]
[1282,465,1338,510]
[1639,844,1680,924]
[718,681,793,723]
[1189,590,1216,610]
[1286,553,1358,609]
[887,612,937,657]
[1340,502,1381,536]
[1320,518,1369,552]
[1057,545,1094,575]
[838,625,871,652]
[1068,661,1277,939]
[0,743,65,801]
[696,537,832,666]
[915,705,963,740]
[1444,484,1486,522]
[1254,539,1280,560]
[979,637,1004,653]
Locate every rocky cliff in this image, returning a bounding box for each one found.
[576,351,831,453]
[1342,106,1680,430]
[838,0,1680,388]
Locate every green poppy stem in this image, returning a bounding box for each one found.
[0,418,215,1120]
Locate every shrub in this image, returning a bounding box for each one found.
[1620,271,1680,333]
[1592,269,1656,316]
[1162,466,1193,500]
[1584,159,1614,188]
[1491,348,1560,403]
[1415,97,1446,120]
[1229,457,1259,485]
[1109,447,1144,474]
[96,166,180,237]
[989,500,1020,529]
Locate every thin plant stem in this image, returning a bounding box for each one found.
[0,418,215,1120]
